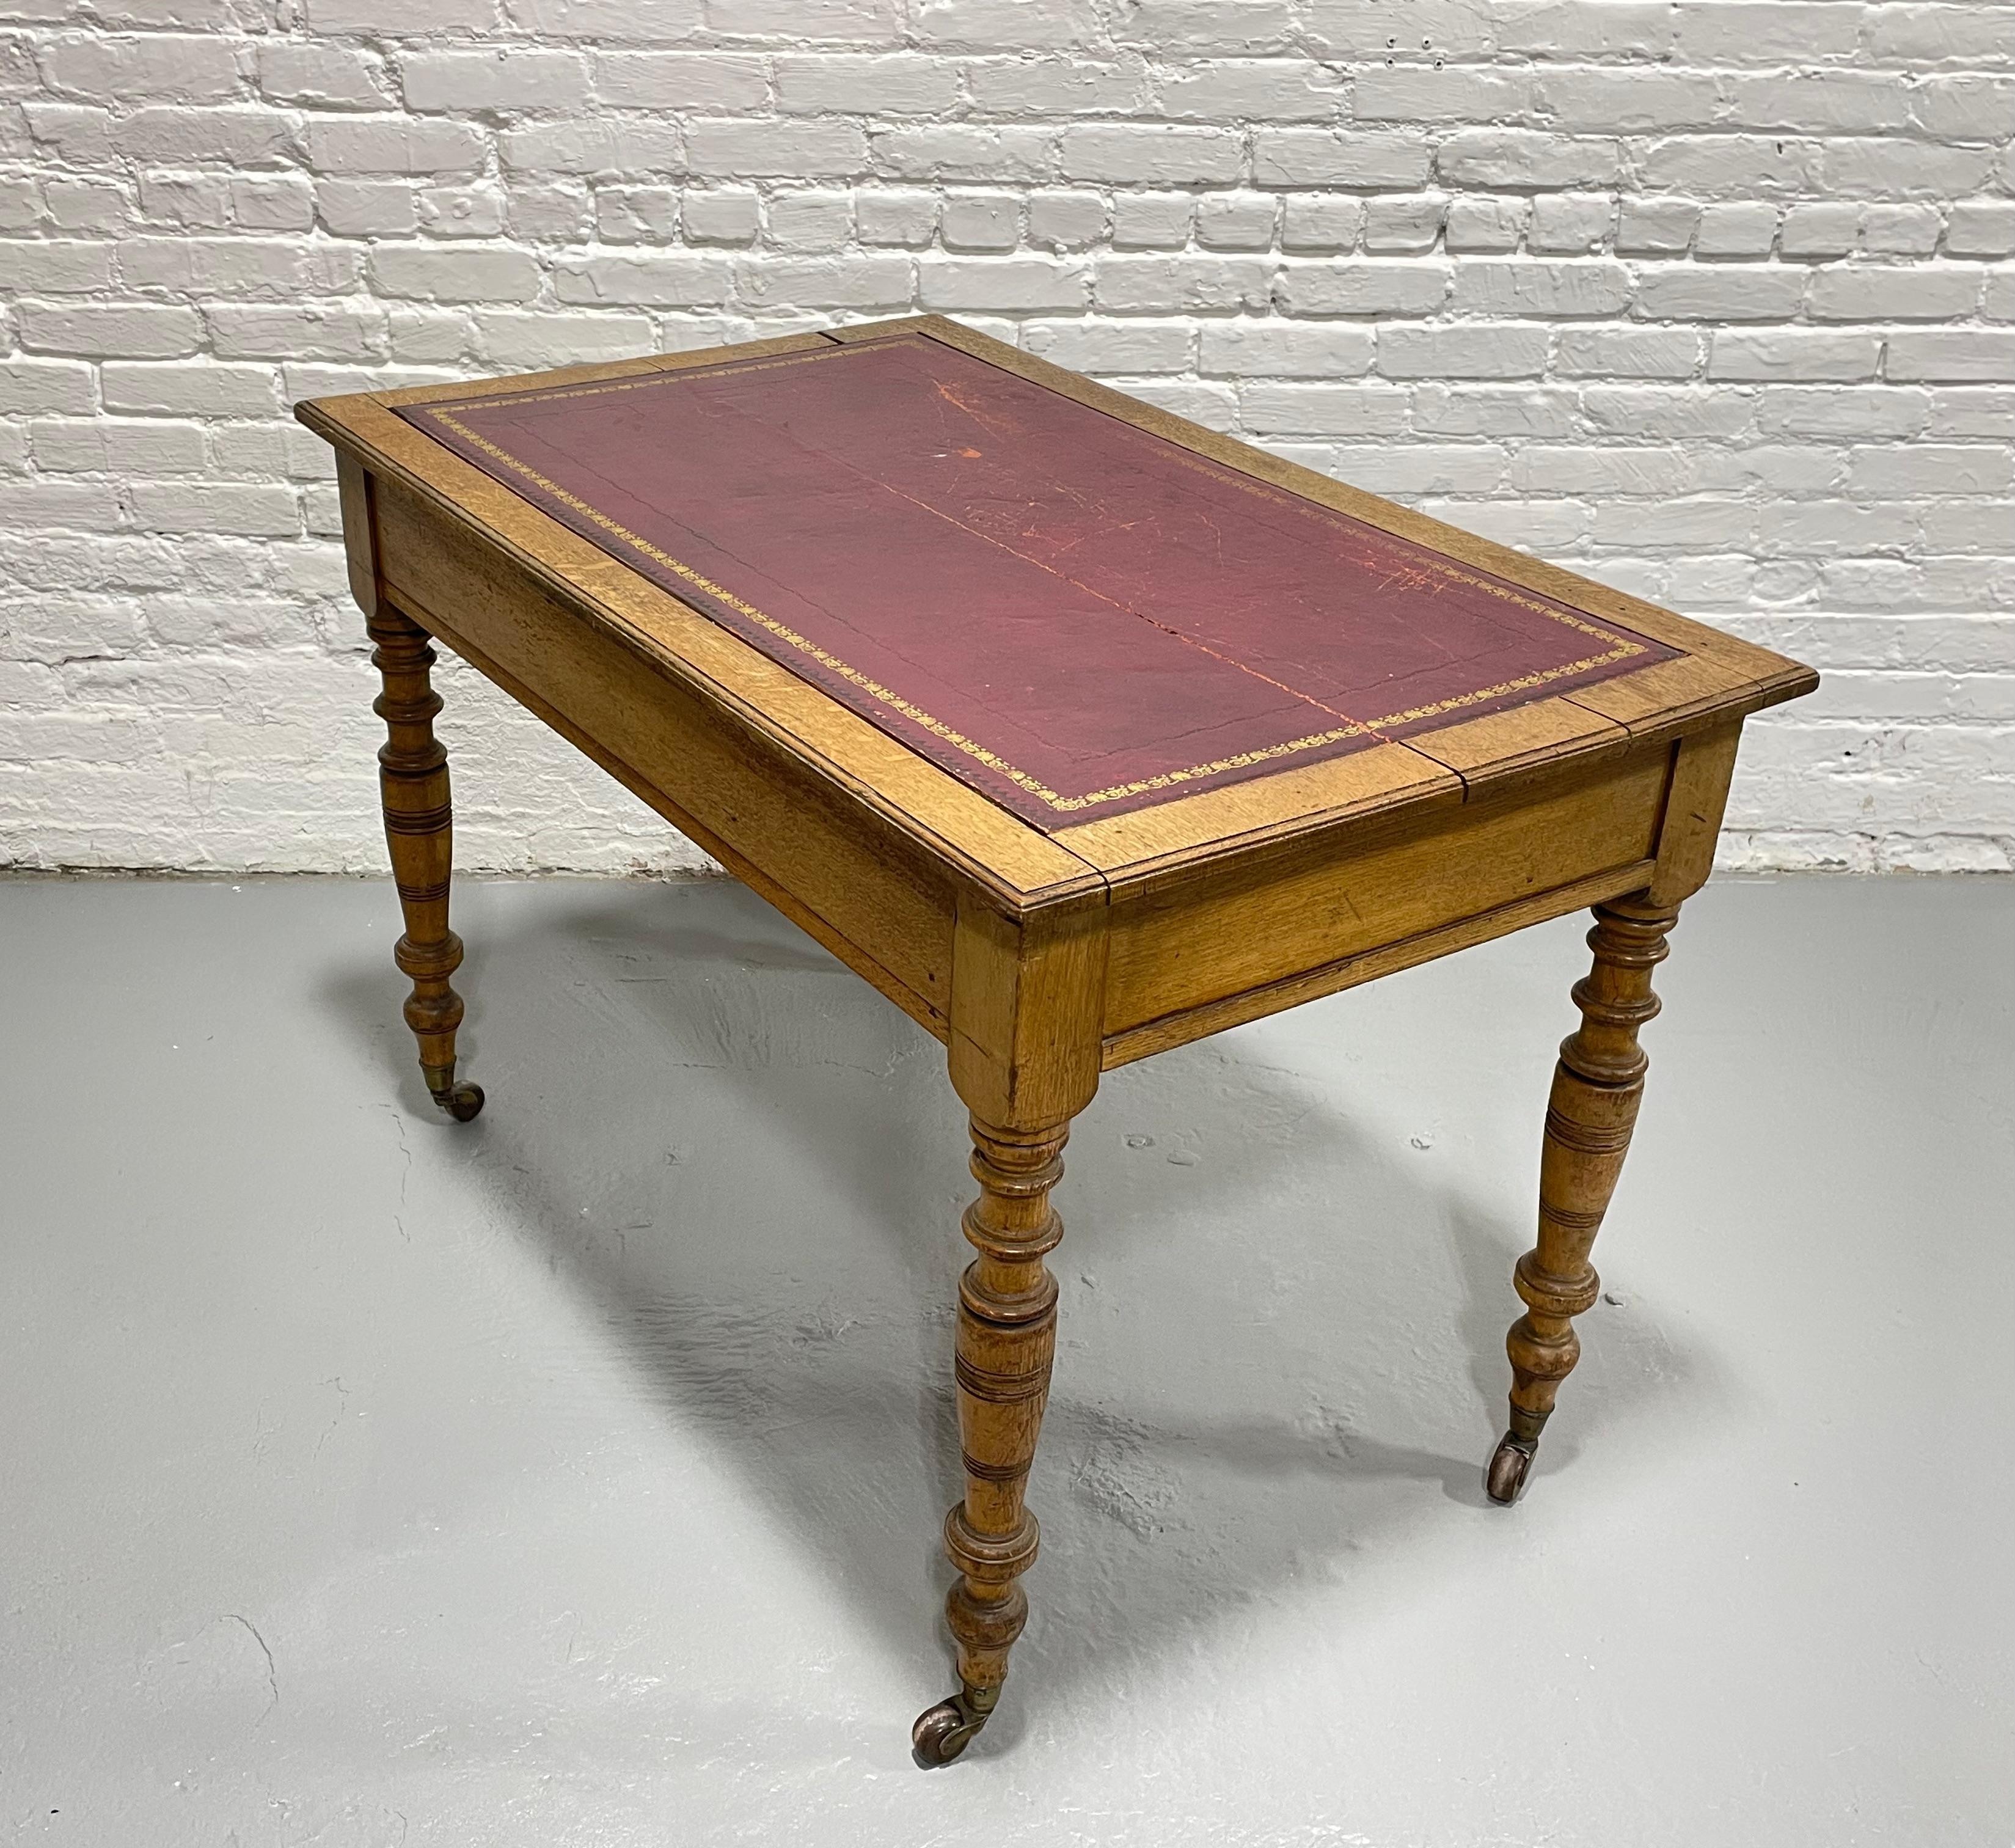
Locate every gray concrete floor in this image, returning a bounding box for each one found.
[1,873,2009,1847]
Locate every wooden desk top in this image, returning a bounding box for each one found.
[392,331,1678,831]
[299,315,1814,908]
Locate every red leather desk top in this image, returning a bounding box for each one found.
[399,335,1675,831]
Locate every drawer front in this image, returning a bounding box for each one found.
[1103,744,1670,1040]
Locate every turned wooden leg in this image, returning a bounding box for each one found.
[370,605,483,1123]
[910,1113,1068,1767]
[1488,893,1678,1504]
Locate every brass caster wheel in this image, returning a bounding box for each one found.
[911,1684,997,1768]
[433,1081,485,1123]
[1486,1435,1535,1505]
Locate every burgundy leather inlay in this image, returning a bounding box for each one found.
[397,336,1677,830]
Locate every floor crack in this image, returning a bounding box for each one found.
[227,1614,279,1726]
[382,1102,412,1242]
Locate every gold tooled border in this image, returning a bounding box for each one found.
[412,343,1650,813]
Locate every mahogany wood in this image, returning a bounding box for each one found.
[297,313,1819,1765]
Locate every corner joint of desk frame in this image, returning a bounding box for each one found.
[1645,716,1746,908]
[332,451,382,623]
[946,883,1110,1129]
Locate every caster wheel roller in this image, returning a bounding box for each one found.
[911,1698,978,1767]
[1486,1435,1535,1505]
[436,1082,485,1123]
[910,1684,997,1768]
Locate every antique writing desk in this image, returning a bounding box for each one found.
[298,316,1816,1766]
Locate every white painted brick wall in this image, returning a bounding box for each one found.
[4,1,2013,876]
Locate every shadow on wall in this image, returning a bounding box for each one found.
[316,877,1706,1741]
